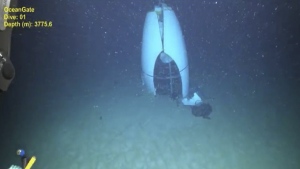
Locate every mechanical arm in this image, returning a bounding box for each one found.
[0,0,18,93]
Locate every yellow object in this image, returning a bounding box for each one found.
[25,156,36,169]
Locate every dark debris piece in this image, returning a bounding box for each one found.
[191,103,212,119]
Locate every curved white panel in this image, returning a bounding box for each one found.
[141,11,162,94]
[163,9,189,97]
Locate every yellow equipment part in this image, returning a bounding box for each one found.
[25,156,36,169]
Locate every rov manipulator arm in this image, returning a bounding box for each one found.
[0,0,17,93]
